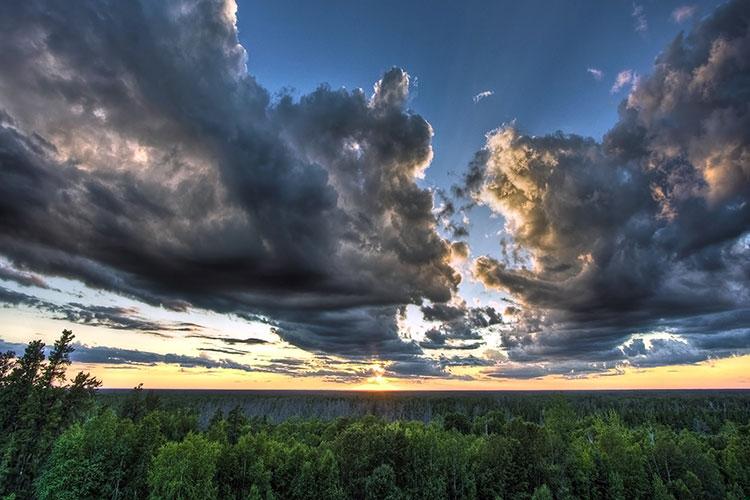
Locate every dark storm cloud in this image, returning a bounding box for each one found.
[0,0,461,366]
[421,304,465,322]
[461,0,750,377]
[420,328,484,350]
[419,303,502,350]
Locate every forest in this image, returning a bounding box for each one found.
[1,331,749,499]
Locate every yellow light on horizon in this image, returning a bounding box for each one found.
[68,354,750,391]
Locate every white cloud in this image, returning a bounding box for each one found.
[587,67,604,81]
[611,69,637,93]
[632,3,648,32]
[473,90,494,103]
[671,5,697,23]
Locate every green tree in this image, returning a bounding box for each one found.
[474,434,513,499]
[227,405,247,445]
[216,433,273,499]
[531,484,553,500]
[443,412,471,434]
[148,433,221,500]
[365,464,403,500]
[119,383,160,421]
[36,409,161,500]
[0,331,100,498]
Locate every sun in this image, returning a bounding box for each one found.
[359,364,395,390]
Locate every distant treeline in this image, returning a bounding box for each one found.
[1,332,749,499]
[96,387,750,431]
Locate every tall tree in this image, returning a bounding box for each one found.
[0,331,100,498]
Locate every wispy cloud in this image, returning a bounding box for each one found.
[632,3,648,33]
[0,338,256,373]
[611,69,637,93]
[671,5,697,23]
[473,90,494,103]
[186,333,270,346]
[0,264,50,289]
[0,286,202,336]
[587,68,604,81]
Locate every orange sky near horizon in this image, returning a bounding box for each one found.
[73,354,750,391]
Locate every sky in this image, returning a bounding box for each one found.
[0,0,748,389]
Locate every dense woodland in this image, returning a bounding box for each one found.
[1,332,749,499]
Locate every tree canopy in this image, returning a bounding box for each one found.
[1,332,749,499]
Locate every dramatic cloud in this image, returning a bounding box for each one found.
[672,5,697,24]
[0,0,461,365]
[419,303,502,350]
[473,90,494,103]
[460,0,750,378]
[587,68,604,81]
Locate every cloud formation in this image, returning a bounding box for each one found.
[460,0,750,378]
[0,0,461,366]
[0,338,255,373]
[672,5,697,24]
[611,69,637,93]
[419,302,502,350]
[473,90,494,103]
[0,264,50,289]
[587,68,604,81]
[0,286,202,336]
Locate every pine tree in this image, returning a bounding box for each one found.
[0,331,100,498]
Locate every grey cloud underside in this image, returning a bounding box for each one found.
[0,265,51,289]
[199,347,252,356]
[0,286,200,336]
[0,0,461,366]
[419,303,503,350]
[186,334,269,346]
[0,338,254,373]
[462,0,750,378]
[0,336,441,382]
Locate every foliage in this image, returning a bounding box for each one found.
[148,433,221,500]
[36,408,161,500]
[0,330,100,498]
